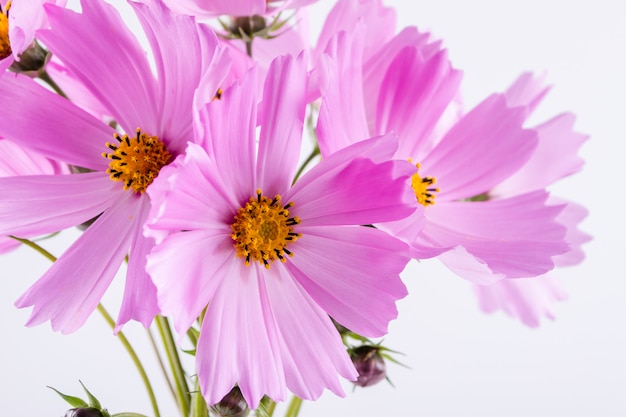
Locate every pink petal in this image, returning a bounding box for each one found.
[286,225,409,337]
[15,191,139,334]
[146,229,233,337]
[0,73,112,171]
[551,199,591,267]
[504,72,550,114]
[493,113,588,197]
[0,139,67,176]
[422,94,538,201]
[425,192,570,281]
[286,134,416,226]
[197,262,286,408]
[115,196,159,331]
[0,173,118,237]
[256,53,308,196]
[162,0,266,17]
[8,0,66,57]
[40,1,160,135]
[473,275,568,327]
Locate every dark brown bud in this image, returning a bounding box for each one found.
[229,15,267,38]
[350,345,386,387]
[210,386,250,417]
[64,408,104,417]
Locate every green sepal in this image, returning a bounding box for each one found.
[47,386,89,408]
[182,348,197,356]
[80,380,102,409]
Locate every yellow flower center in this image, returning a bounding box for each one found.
[231,189,301,269]
[410,161,439,207]
[0,1,12,60]
[102,128,172,194]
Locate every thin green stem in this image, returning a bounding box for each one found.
[97,305,161,417]
[284,396,303,417]
[12,237,161,417]
[292,145,320,184]
[190,377,208,417]
[156,315,191,416]
[146,327,177,401]
[38,70,69,99]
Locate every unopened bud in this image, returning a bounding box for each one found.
[229,15,266,38]
[9,41,50,75]
[64,408,104,417]
[350,345,386,387]
[210,386,250,417]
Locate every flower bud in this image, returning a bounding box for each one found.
[210,386,250,417]
[350,345,386,387]
[9,41,50,75]
[64,407,104,417]
[229,15,267,39]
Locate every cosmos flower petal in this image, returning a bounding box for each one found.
[493,113,588,197]
[473,275,568,327]
[162,0,266,18]
[15,191,138,334]
[147,229,233,337]
[287,225,409,337]
[115,197,159,331]
[0,139,67,176]
[8,0,66,58]
[39,0,160,134]
[198,66,258,204]
[132,0,229,152]
[376,47,462,159]
[504,72,550,114]
[265,264,356,400]
[287,134,416,226]
[425,191,570,280]
[0,73,111,171]
[0,173,117,237]
[422,94,539,201]
[256,53,308,196]
[551,199,591,267]
[197,262,286,409]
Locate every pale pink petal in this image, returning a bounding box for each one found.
[316,25,370,156]
[375,47,461,160]
[198,67,258,204]
[421,94,538,201]
[162,0,266,17]
[0,139,67,176]
[473,275,568,327]
[504,72,550,114]
[265,264,356,399]
[0,173,118,237]
[0,73,112,171]
[424,191,570,280]
[493,113,588,197]
[115,197,159,331]
[8,0,66,58]
[0,237,19,254]
[551,199,591,267]
[286,225,409,337]
[286,134,416,226]
[197,262,286,408]
[132,0,229,152]
[256,53,308,196]
[147,229,232,336]
[40,1,160,135]
[15,191,138,334]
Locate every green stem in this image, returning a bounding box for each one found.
[155,315,191,416]
[38,70,69,99]
[97,306,161,417]
[245,39,253,58]
[292,145,320,184]
[146,327,177,401]
[284,396,303,417]
[191,377,208,417]
[11,236,161,417]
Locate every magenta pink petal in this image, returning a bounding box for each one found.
[0,139,67,176]
[421,94,538,201]
[39,1,159,135]
[0,173,117,237]
[0,73,112,171]
[15,191,138,334]
[256,53,308,196]
[146,229,233,337]
[115,197,159,331]
[0,237,19,254]
[197,262,286,408]
[162,0,266,17]
[264,264,356,399]
[287,225,409,337]
[473,275,568,327]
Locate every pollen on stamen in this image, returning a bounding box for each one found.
[409,161,440,207]
[102,128,172,194]
[230,189,301,269]
[0,1,12,60]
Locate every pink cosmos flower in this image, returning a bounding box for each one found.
[315,1,580,285]
[0,0,66,72]
[145,53,417,407]
[0,0,229,333]
[0,139,68,254]
[162,0,318,18]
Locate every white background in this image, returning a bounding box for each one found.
[1,0,625,416]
